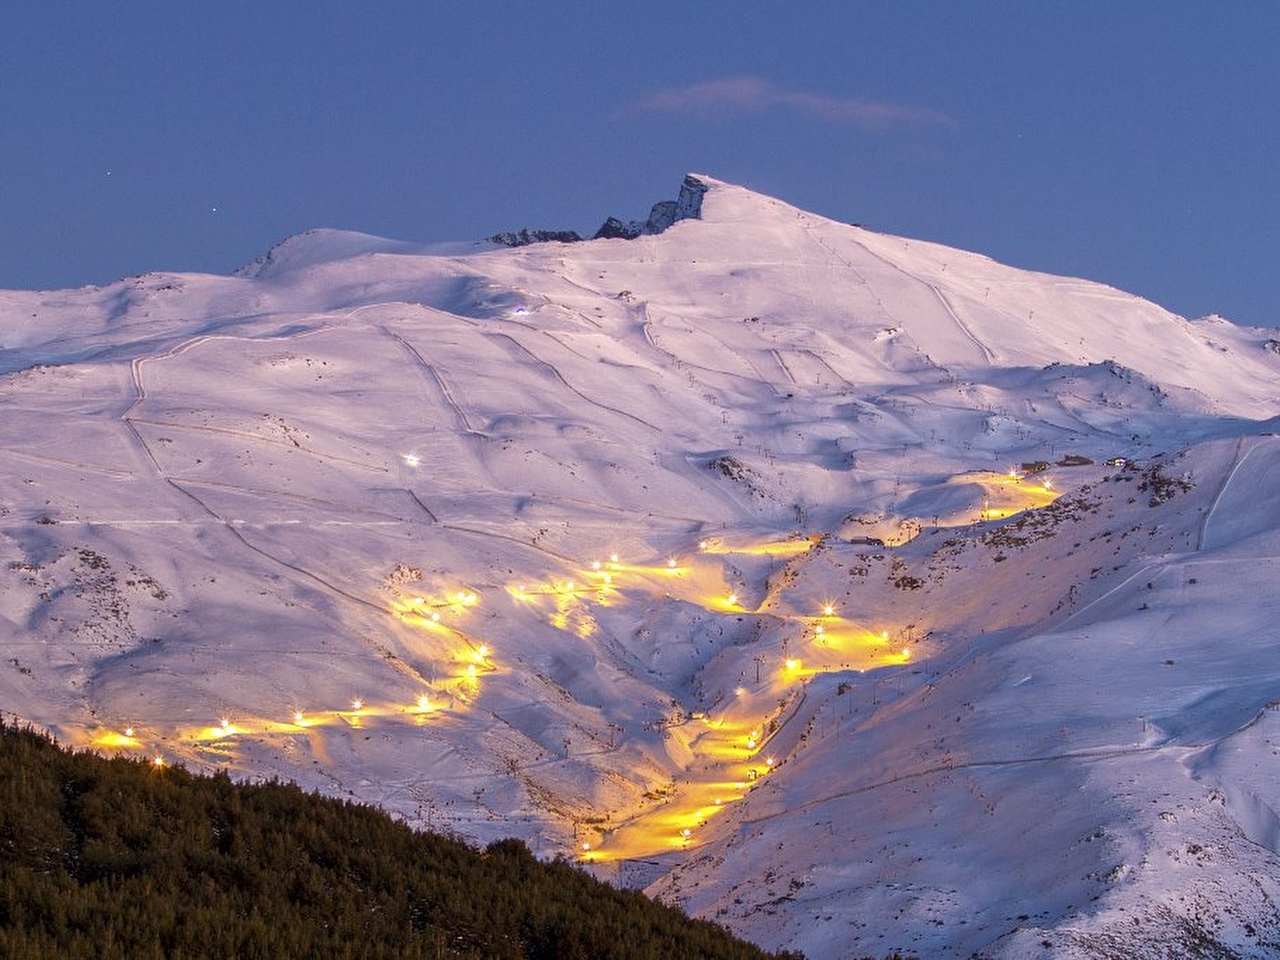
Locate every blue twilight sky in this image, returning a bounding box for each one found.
[2,3,1277,325]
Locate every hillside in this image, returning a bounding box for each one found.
[0,719,791,959]
[2,174,1279,958]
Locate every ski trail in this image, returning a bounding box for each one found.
[797,348,857,391]
[1052,563,1159,632]
[1197,434,1251,551]
[769,348,799,386]
[925,281,996,364]
[126,417,390,473]
[590,682,813,863]
[440,521,581,565]
[174,476,407,522]
[812,215,995,367]
[732,698,1280,831]
[113,327,397,616]
[380,326,484,436]
[641,314,788,405]
[483,330,663,433]
[120,321,368,479]
[0,445,134,479]
[121,358,170,476]
[406,489,439,522]
[164,477,389,614]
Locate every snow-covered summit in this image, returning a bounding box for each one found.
[237,228,494,279]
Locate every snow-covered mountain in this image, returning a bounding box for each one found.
[3,175,1279,958]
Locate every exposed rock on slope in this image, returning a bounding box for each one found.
[594,174,710,239]
[489,174,710,246]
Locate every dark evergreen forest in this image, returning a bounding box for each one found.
[0,719,802,959]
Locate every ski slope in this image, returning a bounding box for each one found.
[2,175,1279,958]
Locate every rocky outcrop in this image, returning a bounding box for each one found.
[487,175,710,247]
[592,216,638,241]
[592,174,708,240]
[488,228,584,248]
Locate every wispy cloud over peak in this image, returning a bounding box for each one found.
[625,76,955,131]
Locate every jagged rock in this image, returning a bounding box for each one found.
[486,175,710,247]
[489,228,584,247]
[593,216,639,240]
[651,174,709,231]
[593,174,708,240]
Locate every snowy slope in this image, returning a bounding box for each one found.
[2,175,1279,958]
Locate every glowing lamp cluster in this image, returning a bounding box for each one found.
[122,534,946,860]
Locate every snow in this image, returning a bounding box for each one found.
[2,174,1279,957]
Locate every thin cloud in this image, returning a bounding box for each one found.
[625,76,955,131]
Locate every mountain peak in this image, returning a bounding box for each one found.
[6,170,1280,960]
[491,174,710,247]
[592,173,710,240]
[234,228,422,279]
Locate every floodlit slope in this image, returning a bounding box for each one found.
[651,439,1280,959]
[2,175,1279,958]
